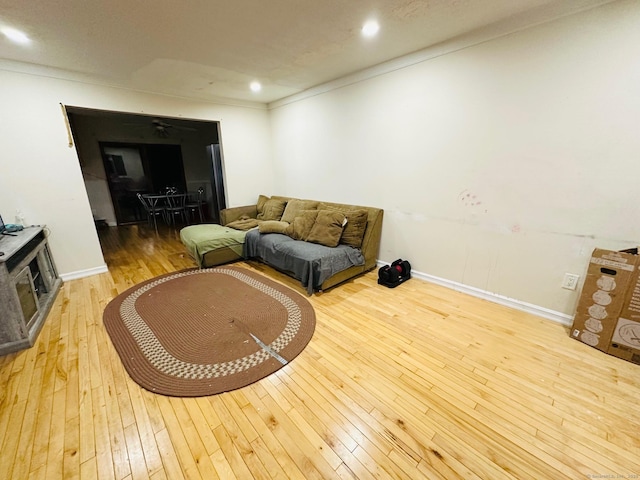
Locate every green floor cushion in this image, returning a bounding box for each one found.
[180,224,247,267]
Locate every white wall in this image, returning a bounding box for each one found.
[268,0,640,316]
[0,70,273,277]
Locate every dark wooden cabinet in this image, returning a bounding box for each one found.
[0,227,62,355]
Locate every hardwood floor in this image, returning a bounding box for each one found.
[1,223,639,479]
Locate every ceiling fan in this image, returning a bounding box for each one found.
[150,118,198,137]
[124,118,198,138]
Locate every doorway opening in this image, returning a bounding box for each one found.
[66,106,227,230]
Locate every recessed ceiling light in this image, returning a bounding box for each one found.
[361,20,379,38]
[250,81,262,93]
[1,27,31,45]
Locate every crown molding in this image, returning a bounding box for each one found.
[268,0,615,110]
[0,59,268,111]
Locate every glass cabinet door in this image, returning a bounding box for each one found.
[37,246,57,292]
[15,266,39,328]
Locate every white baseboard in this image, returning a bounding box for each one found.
[60,264,109,282]
[377,261,573,326]
[60,261,573,325]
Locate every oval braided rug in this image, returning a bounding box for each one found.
[103,266,316,397]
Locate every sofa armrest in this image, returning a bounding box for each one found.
[360,209,383,270]
[220,205,258,225]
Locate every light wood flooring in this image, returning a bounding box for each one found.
[1,223,639,479]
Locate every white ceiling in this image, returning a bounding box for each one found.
[0,0,613,105]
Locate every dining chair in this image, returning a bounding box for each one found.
[137,193,166,233]
[165,193,188,226]
[185,187,205,223]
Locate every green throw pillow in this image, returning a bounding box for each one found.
[258,220,289,234]
[225,218,260,231]
[257,198,287,221]
[320,203,368,248]
[285,210,319,241]
[256,195,270,216]
[280,199,319,224]
[306,210,346,247]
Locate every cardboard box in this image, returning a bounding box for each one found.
[571,248,640,364]
[608,317,640,364]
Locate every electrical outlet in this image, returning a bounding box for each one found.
[562,273,580,290]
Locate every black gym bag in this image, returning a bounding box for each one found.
[378,259,411,288]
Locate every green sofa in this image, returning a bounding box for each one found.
[220,195,384,292]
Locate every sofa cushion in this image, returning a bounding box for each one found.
[320,203,368,248]
[258,220,289,234]
[341,209,368,248]
[285,210,319,241]
[256,194,270,216]
[257,198,287,221]
[306,210,347,248]
[225,216,261,231]
[280,199,319,224]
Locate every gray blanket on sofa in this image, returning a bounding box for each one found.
[243,230,365,294]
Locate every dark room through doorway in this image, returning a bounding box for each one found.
[65,107,227,228]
